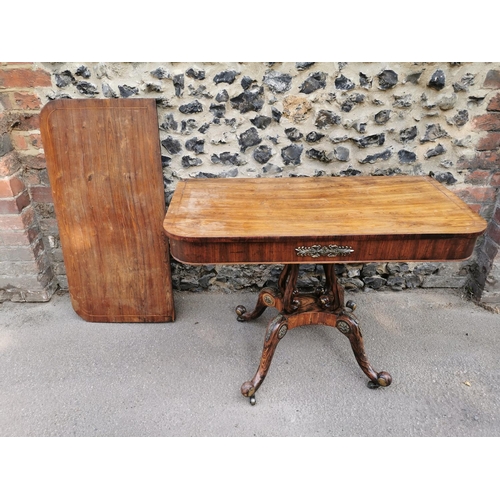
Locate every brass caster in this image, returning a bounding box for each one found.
[367,371,392,389]
[346,300,357,311]
[249,395,256,406]
[236,305,247,322]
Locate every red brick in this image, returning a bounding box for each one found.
[483,69,500,89]
[20,154,46,170]
[0,151,20,176]
[30,185,53,203]
[10,132,28,150]
[468,204,482,214]
[0,190,30,214]
[473,113,500,131]
[13,91,42,110]
[0,174,25,197]
[477,132,500,151]
[488,221,500,245]
[28,132,42,148]
[0,68,51,89]
[464,169,491,185]
[491,172,500,187]
[458,151,500,170]
[487,93,500,112]
[8,112,40,131]
[453,186,498,204]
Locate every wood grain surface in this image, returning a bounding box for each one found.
[41,98,175,322]
[164,176,487,264]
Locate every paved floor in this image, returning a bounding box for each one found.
[0,288,498,436]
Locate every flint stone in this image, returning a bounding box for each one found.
[393,94,413,107]
[161,155,171,167]
[118,85,138,98]
[181,119,197,135]
[198,123,210,134]
[334,146,349,161]
[151,67,169,79]
[55,70,75,88]
[339,167,361,176]
[251,115,272,129]
[186,68,205,80]
[306,149,333,163]
[306,131,325,143]
[387,263,409,274]
[359,148,392,164]
[172,74,184,97]
[194,172,219,178]
[428,69,446,90]
[414,263,439,275]
[161,136,182,155]
[359,72,372,88]
[160,113,178,131]
[315,110,341,129]
[374,110,391,124]
[355,134,385,148]
[271,107,282,123]
[406,72,423,84]
[102,82,117,98]
[432,171,457,185]
[238,127,261,152]
[209,103,226,118]
[363,276,387,289]
[145,82,162,92]
[285,128,303,142]
[400,126,418,143]
[398,150,416,163]
[211,152,246,166]
[241,76,255,90]
[425,143,446,158]
[299,72,327,94]
[216,90,229,102]
[436,94,457,110]
[335,74,355,90]
[180,100,203,113]
[296,62,315,71]
[387,276,405,289]
[219,168,238,178]
[405,275,421,288]
[281,144,303,165]
[185,137,204,154]
[263,71,292,93]
[230,87,264,113]
[373,166,402,176]
[449,109,469,127]
[453,73,475,92]
[76,81,99,96]
[75,65,91,78]
[214,70,239,84]
[262,163,283,175]
[421,124,449,143]
[253,145,273,164]
[378,69,398,89]
[181,156,202,167]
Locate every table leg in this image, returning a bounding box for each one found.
[237,264,392,404]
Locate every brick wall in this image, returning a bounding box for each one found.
[0,62,499,308]
[0,63,56,302]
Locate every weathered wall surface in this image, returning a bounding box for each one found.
[1,62,499,307]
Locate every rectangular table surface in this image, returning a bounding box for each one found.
[163,176,487,265]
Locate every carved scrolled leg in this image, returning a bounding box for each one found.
[241,314,288,405]
[336,314,392,389]
[236,287,279,322]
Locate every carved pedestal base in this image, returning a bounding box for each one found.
[236,264,392,405]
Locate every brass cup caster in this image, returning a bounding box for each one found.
[367,371,392,389]
[236,305,247,322]
[346,300,357,312]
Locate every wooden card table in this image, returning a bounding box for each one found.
[163,176,487,404]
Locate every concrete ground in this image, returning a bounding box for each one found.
[0,288,498,437]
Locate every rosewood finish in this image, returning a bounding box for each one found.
[41,98,175,322]
[163,176,487,404]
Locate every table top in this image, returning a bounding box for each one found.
[163,176,487,265]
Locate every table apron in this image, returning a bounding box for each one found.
[168,234,478,265]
